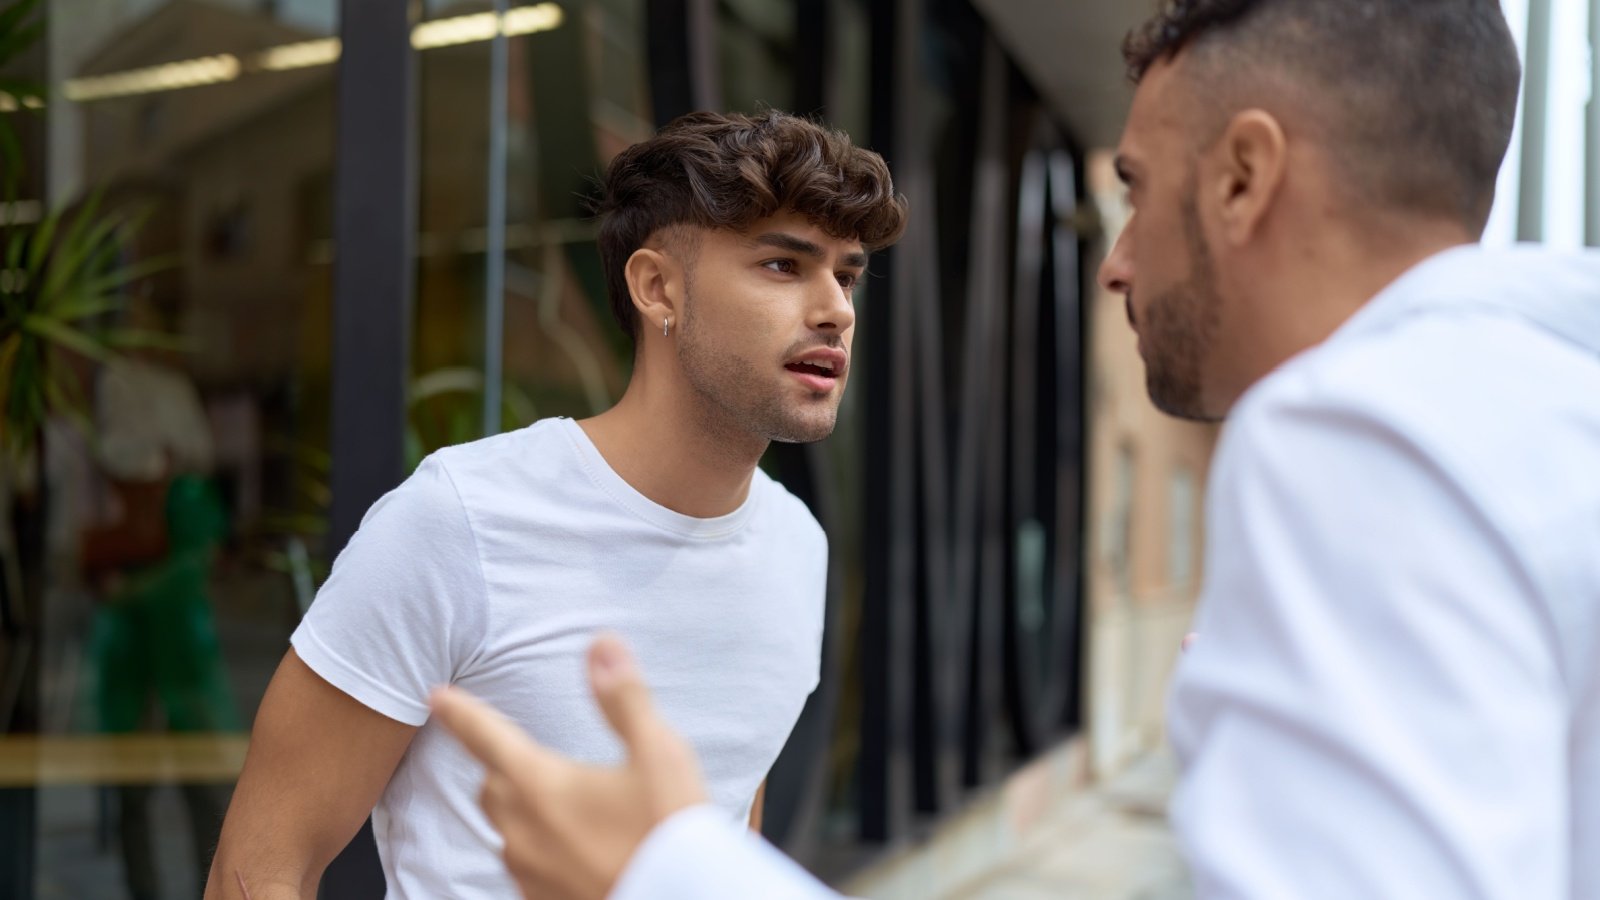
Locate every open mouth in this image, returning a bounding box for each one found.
[784,353,845,393]
[785,360,839,379]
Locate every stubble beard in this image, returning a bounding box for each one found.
[675,288,841,446]
[1141,188,1223,423]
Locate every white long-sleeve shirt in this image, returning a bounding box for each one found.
[609,244,1600,900]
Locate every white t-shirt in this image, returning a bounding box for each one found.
[290,417,827,899]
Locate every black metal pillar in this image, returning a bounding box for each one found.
[859,0,919,844]
[321,0,417,895]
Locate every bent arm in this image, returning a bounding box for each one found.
[204,649,418,899]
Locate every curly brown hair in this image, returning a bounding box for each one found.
[1119,0,1520,231]
[595,110,908,342]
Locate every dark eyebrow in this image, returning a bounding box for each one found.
[753,232,869,270]
[753,232,825,258]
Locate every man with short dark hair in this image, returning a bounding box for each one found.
[204,110,906,899]
[429,2,1600,898]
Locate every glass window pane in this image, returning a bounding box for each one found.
[413,0,650,464]
[3,2,338,895]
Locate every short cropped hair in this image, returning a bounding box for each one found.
[595,110,909,342]
[1122,0,1521,231]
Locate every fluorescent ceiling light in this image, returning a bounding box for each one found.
[411,3,564,49]
[258,37,342,72]
[60,4,565,103]
[64,54,240,102]
[411,12,502,50]
[503,3,564,36]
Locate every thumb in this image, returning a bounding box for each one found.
[588,634,662,753]
[430,686,554,777]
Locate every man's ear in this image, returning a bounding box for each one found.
[1209,109,1288,246]
[625,247,683,335]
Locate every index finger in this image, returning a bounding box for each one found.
[430,686,547,776]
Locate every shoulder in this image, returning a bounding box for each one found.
[418,418,578,512]
[1223,306,1600,538]
[425,417,568,484]
[752,469,827,549]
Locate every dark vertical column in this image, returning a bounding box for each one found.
[646,0,696,123]
[321,0,417,895]
[646,0,723,121]
[859,0,918,844]
[687,0,723,110]
[958,34,1010,789]
[795,0,830,117]
[1048,148,1087,734]
[0,1,47,891]
[858,0,897,844]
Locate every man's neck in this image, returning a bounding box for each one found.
[577,374,767,520]
[1223,225,1475,410]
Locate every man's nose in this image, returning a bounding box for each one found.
[809,277,855,333]
[1098,230,1132,295]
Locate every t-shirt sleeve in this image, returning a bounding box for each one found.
[291,455,488,726]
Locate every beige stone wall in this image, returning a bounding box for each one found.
[1081,149,1220,778]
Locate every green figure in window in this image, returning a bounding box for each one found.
[82,358,239,900]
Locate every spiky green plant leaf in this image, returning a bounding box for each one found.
[1,192,174,458]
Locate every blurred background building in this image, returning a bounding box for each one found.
[0,0,1592,897]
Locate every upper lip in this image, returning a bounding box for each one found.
[786,347,848,377]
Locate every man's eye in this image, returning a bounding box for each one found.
[837,274,858,291]
[763,259,797,274]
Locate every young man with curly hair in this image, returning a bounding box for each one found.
[204,110,907,900]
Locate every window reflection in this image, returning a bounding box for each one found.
[4,2,338,896]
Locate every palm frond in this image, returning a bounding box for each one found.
[23,197,64,274]
[36,194,113,299]
[1,182,174,457]
[66,253,176,307]
[21,315,115,363]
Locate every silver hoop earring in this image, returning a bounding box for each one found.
[663,317,671,337]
